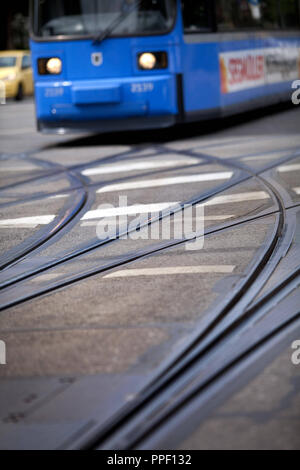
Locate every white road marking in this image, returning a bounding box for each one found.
[50,194,69,200]
[241,155,280,162]
[97,172,233,194]
[293,187,300,195]
[203,191,270,206]
[82,191,268,222]
[31,273,62,283]
[0,164,40,172]
[81,203,179,220]
[0,215,55,228]
[81,221,121,227]
[197,214,234,220]
[80,214,234,227]
[0,190,268,229]
[82,156,200,176]
[104,265,236,278]
[277,164,300,173]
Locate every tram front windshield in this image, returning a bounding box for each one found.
[34,0,177,38]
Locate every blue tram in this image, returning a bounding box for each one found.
[29,0,300,134]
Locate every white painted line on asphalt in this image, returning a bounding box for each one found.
[50,194,69,199]
[104,265,236,279]
[241,155,279,161]
[214,214,235,220]
[82,191,268,223]
[97,172,233,194]
[203,191,270,206]
[277,164,300,173]
[293,187,300,195]
[31,273,62,283]
[0,215,55,228]
[175,212,234,222]
[81,202,179,220]
[0,164,40,172]
[2,191,266,229]
[81,221,119,227]
[82,156,200,176]
[80,214,234,227]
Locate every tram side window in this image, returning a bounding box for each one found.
[215,0,300,31]
[261,0,300,29]
[216,0,233,31]
[216,0,262,31]
[261,0,280,29]
[280,0,300,28]
[181,0,212,32]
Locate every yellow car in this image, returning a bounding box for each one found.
[0,51,34,101]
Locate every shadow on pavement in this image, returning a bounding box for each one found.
[53,102,296,149]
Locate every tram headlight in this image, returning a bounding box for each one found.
[138,53,157,70]
[138,52,168,71]
[46,58,62,74]
[38,57,62,75]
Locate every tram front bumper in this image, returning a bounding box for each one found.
[35,75,178,133]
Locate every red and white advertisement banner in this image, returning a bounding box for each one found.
[220,47,300,94]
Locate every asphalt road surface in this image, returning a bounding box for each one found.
[0,99,299,450]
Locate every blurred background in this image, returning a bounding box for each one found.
[0,1,30,50]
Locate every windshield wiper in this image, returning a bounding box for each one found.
[93,0,144,45]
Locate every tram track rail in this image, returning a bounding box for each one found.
[81,208,300,450]
[0,138,299,450]
[65,155,300,449]
[92,299,300,450]
[0,158,280,310]
[0,168,248,288]
[1,143,296,293]
[0,143,297,339]
[0,189,88,271]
